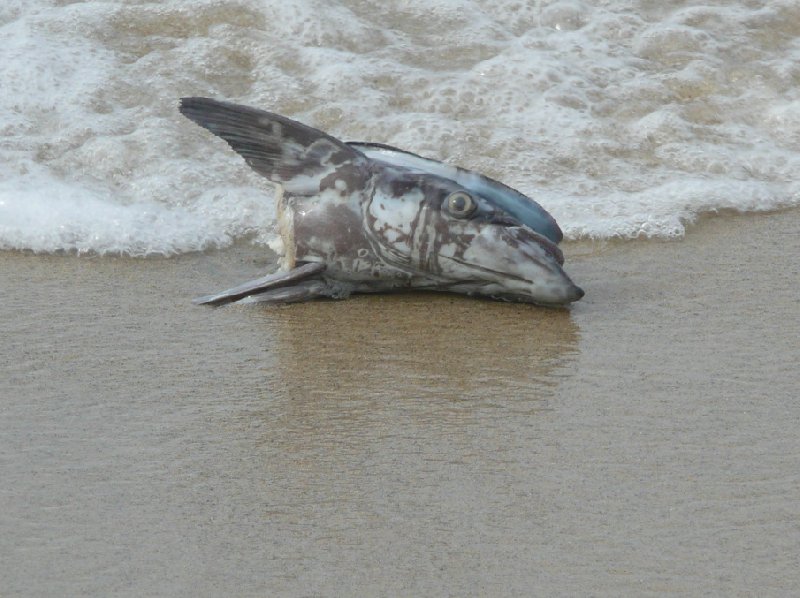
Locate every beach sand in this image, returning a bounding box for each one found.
[2,208,799,596]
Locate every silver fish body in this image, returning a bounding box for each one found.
[180,98,583,307]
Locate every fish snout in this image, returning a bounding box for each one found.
[511,226,584,304]
[541,277,584,305]
[466,225,583,305]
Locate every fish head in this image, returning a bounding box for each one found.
[179,98,583,306]
[365,169,584,305]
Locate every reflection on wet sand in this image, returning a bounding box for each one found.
[269,293,577,394]
[4,211,800,596]
[215,293,582,576]
[241,293,579,455]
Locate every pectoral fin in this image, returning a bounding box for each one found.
[234,280,332,305]
[193,262,326,306]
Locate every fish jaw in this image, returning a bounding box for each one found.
[434,224,584,305]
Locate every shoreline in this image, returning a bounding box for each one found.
[2,207,799,596]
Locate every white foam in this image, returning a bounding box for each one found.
[0,161,275,255]
[1,0,798,255]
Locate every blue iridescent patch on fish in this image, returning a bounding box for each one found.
[347,142,563,244]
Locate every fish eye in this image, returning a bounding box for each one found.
[446,191,477,218]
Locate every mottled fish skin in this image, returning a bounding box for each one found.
[180,97,583,306]
[287,165,581,304]
[347,142,564,245]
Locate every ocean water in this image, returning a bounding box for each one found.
[1,0,799,255]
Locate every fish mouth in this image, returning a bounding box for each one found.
[441,255,584,306]
[436,225,584,306]
[443,256,532,284]
[496,285,585,306]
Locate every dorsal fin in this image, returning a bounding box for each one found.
[347,142,563,244]
[180,98,365,194]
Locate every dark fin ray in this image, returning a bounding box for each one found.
[193,262,326,306]
[180,97,365,193]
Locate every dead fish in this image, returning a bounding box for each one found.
[179,97,584,306]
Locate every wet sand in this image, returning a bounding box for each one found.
[2,209,799,596]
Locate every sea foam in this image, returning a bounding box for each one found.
[1,0,798,255]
